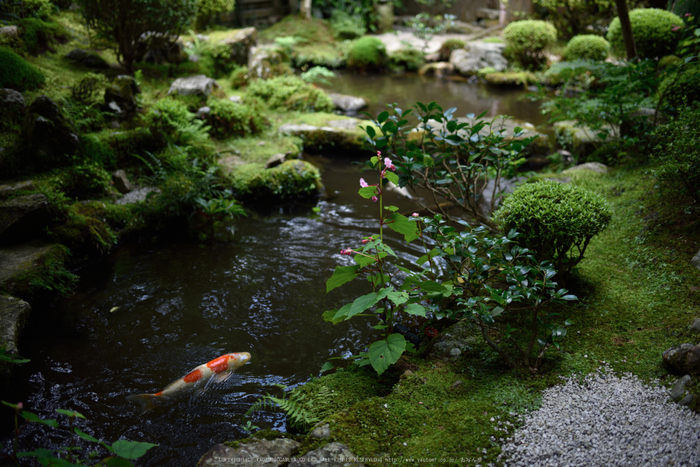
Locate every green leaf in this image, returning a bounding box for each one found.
[404,303,426,317]
[418,281,447,292]
[561,294,578,301]
[416,248,440,267]
[21,411,58,427]
[74,428,101,444]
[387,290,409,305]
[365,125,376,138]
[388,213,419,242]
[347,292,381,320]
[491,306,505,318]
[354,252,378,267]
[320,362,335,373]
[384,171,399,185]
[104,457,136,467]
[377,111,389,123]
[326,265,360,293]
[56,409,86,419]
[110,440,158,460]
[369,334,406,375]
[359,186,379,199]
[552,327,567,339]
[329,303,352,322]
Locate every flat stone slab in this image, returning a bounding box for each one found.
[278,119,370,154]
[0,242,57,288]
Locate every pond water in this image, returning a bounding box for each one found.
[2,75,547,466]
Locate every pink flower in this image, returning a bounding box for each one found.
[360,178,368,188]
[672,25,681,31]
[371,196,378,202]
[384,157,396,171]
[412,212,419,217]
[340,249,353,255]
[377,151,382,157]
[362,238,369,244]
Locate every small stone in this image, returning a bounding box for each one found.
[112,170,133,194]
[265,153,287,169]
[309,423,331,439]
[691,318,700,335]
[692,249,700,271]
[670,374,692,402]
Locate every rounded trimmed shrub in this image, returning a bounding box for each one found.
[607,8,684,59]
[347,36,387,72]
[564,35,610,61]
[246,75,334,112]
[494,180,613,276]
[503,20,557,70]
[0,46,44,91]
[658,64,700,111]
[206,98,266,139]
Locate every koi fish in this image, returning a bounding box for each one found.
[127,352,251,407]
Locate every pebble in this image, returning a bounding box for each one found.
[497,368,700,467]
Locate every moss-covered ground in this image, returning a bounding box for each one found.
[276,166,700,466]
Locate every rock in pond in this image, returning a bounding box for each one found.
[450,42,508,76]
[0,193,51,244]
[328,93,367,113]
[168,74,221,97]
[278,119,371,154]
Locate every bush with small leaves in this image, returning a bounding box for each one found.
[494,180,612,276]
[246,75,334,112]
[503,20,557,70]
[0,46,44,91]
[658,64,700,111]
[347,36,387,72]
[652,103,700,204]
[330,10,366,40]
[564,35,609,61]
[206,98,265,139]
[607,8,684,59]
[144,98,209,145]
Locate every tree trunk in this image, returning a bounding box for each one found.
[300,0,311,19]
[614,0,637,60]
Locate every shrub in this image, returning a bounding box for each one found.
[564,35,609,61]
[22,0,54,19]
[0,46,45,91]
[534,0,615,40]
[607,9,684,59]
[144,98,210,145]
[347,36,387,72]
[388,48,425,72]
[246,75,334,112]
[18,17,67,55]
[494,180,613,276]
[658,64,700,111]
[330,10,366,40]
[206,98,265,139]
[503,20,557,70]
[198,41,234,77]
[437,38,465,61]
[53,164,112,200]
[230,65,250,88]
[652,103,700,204]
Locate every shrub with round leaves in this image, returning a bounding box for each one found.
[494,180,613,276]
[564,34,610,61]
[607,8,684,59]
[347,36,387,72]
[0,46,45,91]
[503,20,557,70]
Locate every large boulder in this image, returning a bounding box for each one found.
[221,27,257,66]
[168,74,221,97]
[0,193,51,244]
[134,34,185,64]
[17,96,79,168]
[65,48,110,69]
[0,88,25,129]
[0,243,71,298]
[104,75,141,120]
[450,42,508,76]
[248,45,287,79]
[0,295,31,356]
[278,119,371,154]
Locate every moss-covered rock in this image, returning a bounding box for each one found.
[0,243,77,301]
[347,36,387,72]
[277,115,372,155]
[482,71,537,88]
[0,46,45,91]
[229,160,322,203]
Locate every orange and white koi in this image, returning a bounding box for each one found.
[127,352,251,406]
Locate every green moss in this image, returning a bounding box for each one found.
[347,36,387,72]
[17,17,69,55]
[245,75,334,113]
[0,46,45,91]
[482,71,537,87]
[206,98,266,139]
[389,48,425,72]
[7,244,78,300]
[229,160,321,203]
[259,15,336,46]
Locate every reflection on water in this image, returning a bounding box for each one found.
[2,75,550,466]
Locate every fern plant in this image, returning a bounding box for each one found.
[247,384,332,432]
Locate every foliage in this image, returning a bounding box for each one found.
[503,20,557,70]
[0,347,29,365]
[536,59,662,160]
[52,163,112,200]
[323,142,575,371]
[205,98,265,139]
[657,62,700,112]
[198,41,235,78]
[564,34,609,61]
[18,17,68,55]
[329,9,366,40]
[2,401,157,466]
[607,8,684,59]
[0,46,44,91]
[76,0,198,72]
[437,38,464,62]
[407,12,455,53]
[651,103,700,204]
[388,47,425,72]
[300,65,335,85]
[229,65,249,88]
[347,36,387,72]
[229,160,321,202]
[246,75,334,112]
[195,0,235,29]
[533,0,614,40]
[312,0,379,32]
[246,384,328,432]
[494,180,613,276]
[143,98,210,146]
[362,102,535,230]
[676,12,700,59]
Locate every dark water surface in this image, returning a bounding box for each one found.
[3,76,545,466]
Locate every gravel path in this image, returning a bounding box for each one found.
[497,368,700,467]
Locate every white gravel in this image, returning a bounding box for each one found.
[498,368,700,467]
